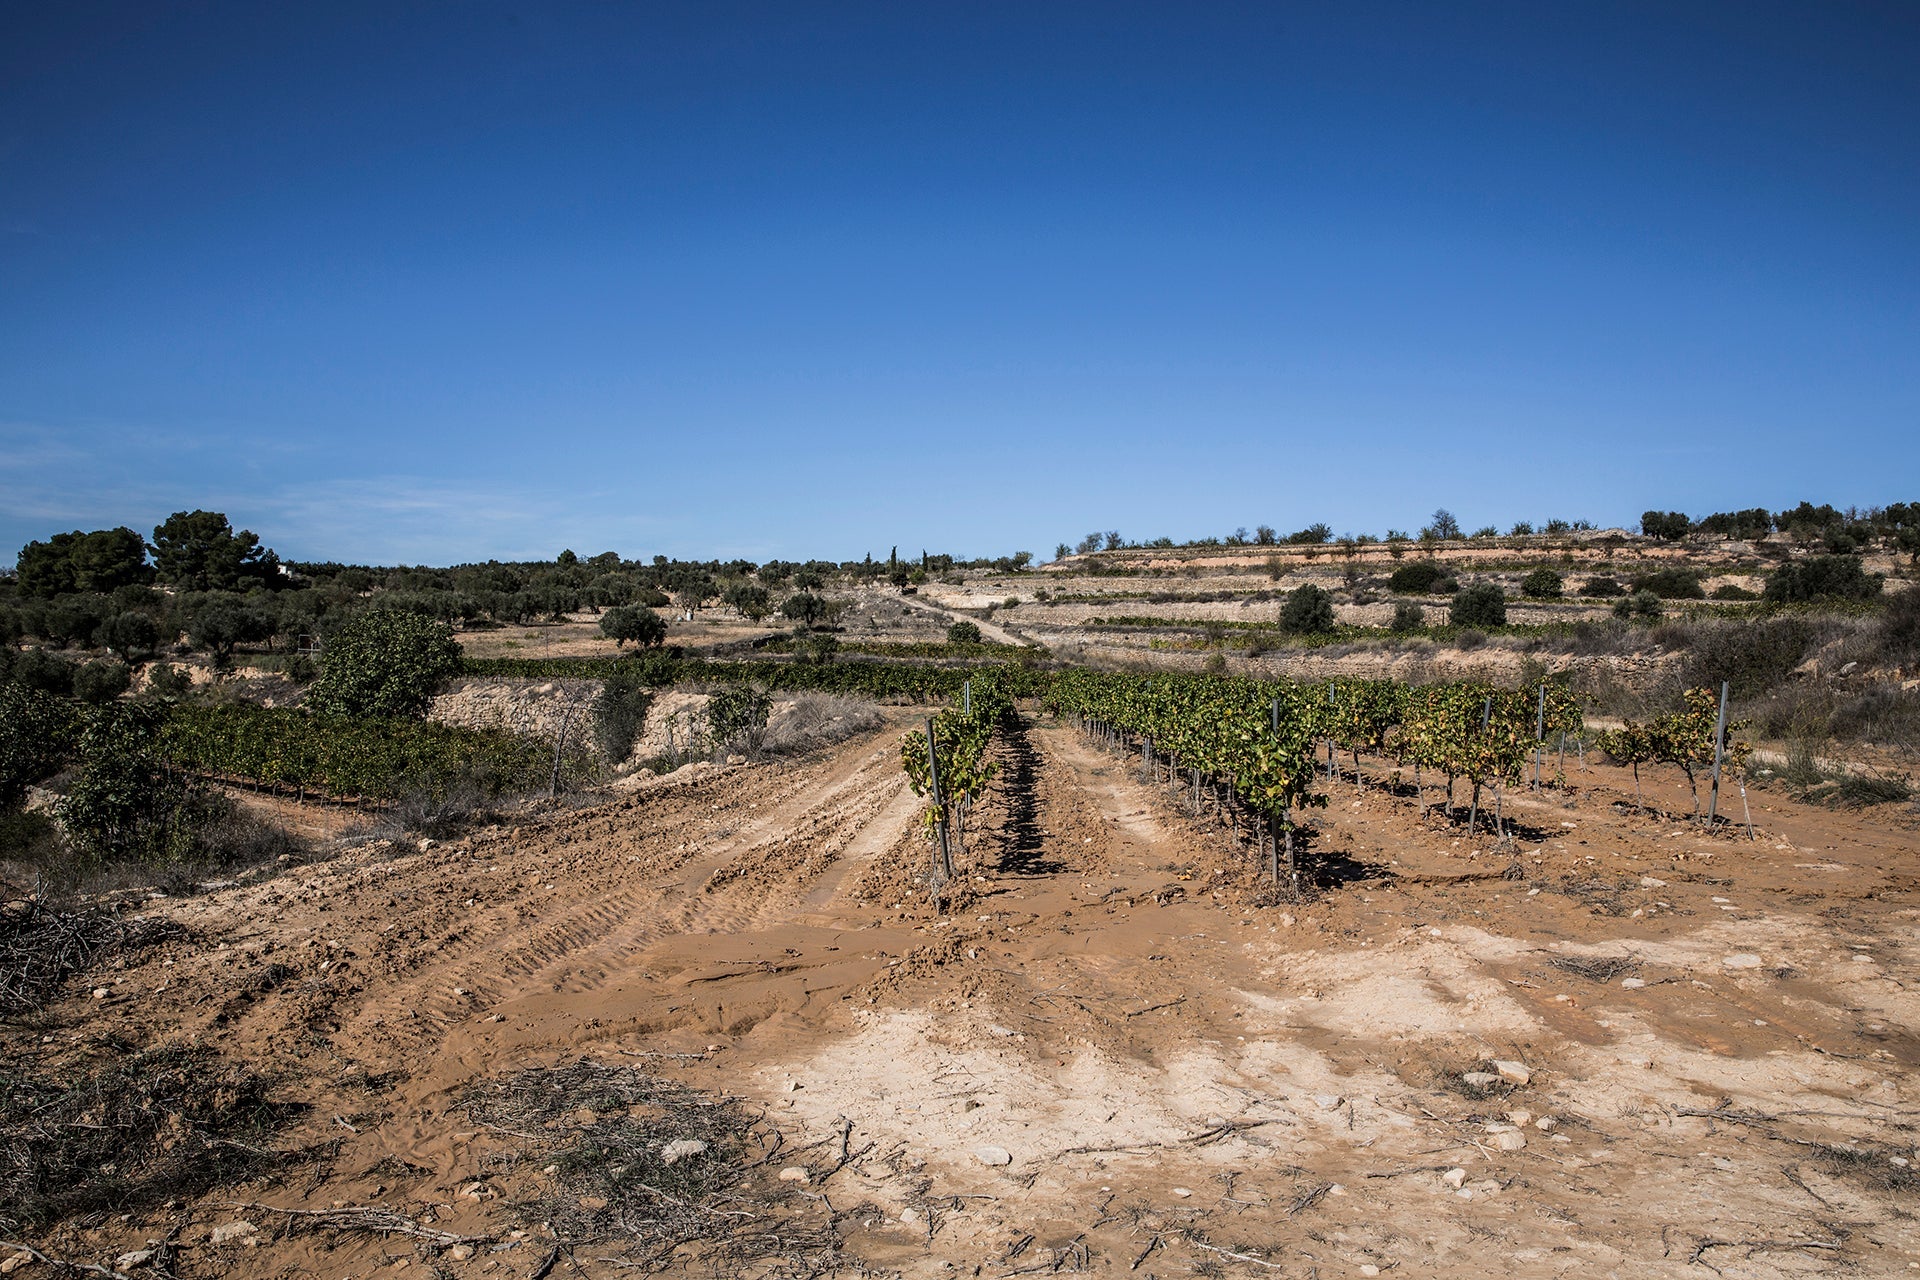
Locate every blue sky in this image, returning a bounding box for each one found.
[3,2,1916,565]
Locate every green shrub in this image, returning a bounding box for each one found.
[160,703,561,802]
[591,664,654,762]
[1711,583,1759,600]
[144,663,195,699]
[946,620,983,645]
[306,610,462,720]
[1450,582,1507,628]
[1613,591,1664,620]
[0,647,80,696]
[54,703,228,865]
[184,594,271,659]
[72,659,132,705]
[1521,568,1563,599]
[1765,555,1884,603]
[707,685,772,750]
[1390,601,1425,633]
[1388,562,1449,594]
[792,632,840,664]
[0,683,78,810]
[1581,576,1625,598]
[1631,568,1705,599]
[1280,584,1335,634]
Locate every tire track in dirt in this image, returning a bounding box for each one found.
[337,730,916,1061]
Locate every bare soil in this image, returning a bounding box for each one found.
[10,708,1920,1278]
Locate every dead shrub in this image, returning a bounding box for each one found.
[1546,953,1638,983]
[0,1044,291,1230]
[383,779,512,840]
[1812,1140,1920,1194]
[1745,681,1920,750]
[1877,588,1920,670]
[1679,616,1831,697]
[754,694,885,758]
[460,1059,836,1270]
[0,900,188,1017]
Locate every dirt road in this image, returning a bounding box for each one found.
[21,709,1920,1278]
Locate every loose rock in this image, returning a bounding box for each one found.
[210,1221,258,1245]
[1723,954,1763,970]
[1462,1071,1501,1089]
[1492,1060,1532,1085]
[1442,1167,1467,1189]
[779,1166,811,1183]
[974,1146,1013,1166]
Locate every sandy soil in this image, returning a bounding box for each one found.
[13,707,1920,1278]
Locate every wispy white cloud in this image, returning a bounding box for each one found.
[0,419,679,563]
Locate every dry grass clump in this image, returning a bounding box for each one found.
[1544,876,1641,917]
[1547,953,1639,983]
[756,694,886,758]
[461,1059,837,1271]
[1775,745,1915,809]
[0,900,188,1017]
[0,1044,290,1230]
[1811,1140,1920,1194]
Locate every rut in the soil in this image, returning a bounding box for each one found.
[991,716,1061,877]
[341,743,911,1052]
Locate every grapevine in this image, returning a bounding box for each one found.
[899,675,1015,905]
[1047,669,1326,891]
[1599,687,1749,819]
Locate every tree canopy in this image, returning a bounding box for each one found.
[305,610,462,719]
[16,527,152,596]
[151,510,279,591]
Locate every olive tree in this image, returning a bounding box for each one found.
[599,605,668,648]
[782,593,828,628]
